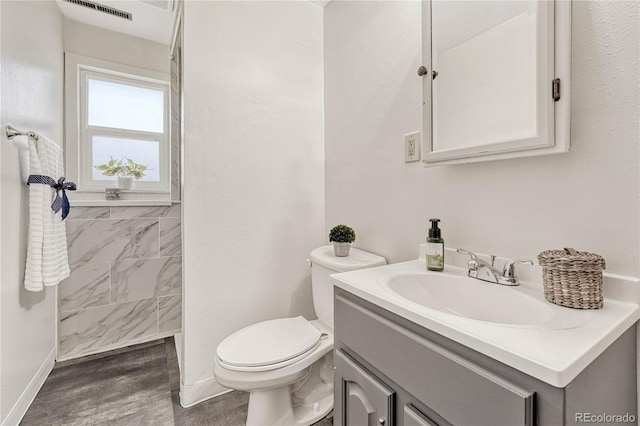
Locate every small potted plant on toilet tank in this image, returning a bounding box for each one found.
[329,224,356,257]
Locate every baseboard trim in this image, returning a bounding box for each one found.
[2,346,56,426]
[179,375,231,408]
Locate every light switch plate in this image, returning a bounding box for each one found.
[405,131,421,163]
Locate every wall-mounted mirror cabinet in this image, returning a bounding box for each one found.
[421,1,571,166]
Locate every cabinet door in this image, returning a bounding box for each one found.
[335,349,395,426]
[404,405,438,426]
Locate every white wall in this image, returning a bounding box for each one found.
[63,18,169,73]
[325,1,639,277]
[182,1,324,402]
[0,2,63,424]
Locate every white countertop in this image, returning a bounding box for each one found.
[331,258,639,388]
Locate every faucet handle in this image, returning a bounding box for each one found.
[503,259,534,278]
[457,248,478,260]
[457,248,480,271]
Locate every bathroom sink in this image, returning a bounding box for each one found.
[380,272,554,326]
[332,258,639,388]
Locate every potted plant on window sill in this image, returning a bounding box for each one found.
[94,157,149,190]
[329,224,356,257]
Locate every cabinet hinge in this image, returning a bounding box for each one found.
[552,78,561,102]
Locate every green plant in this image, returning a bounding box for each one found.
[94,157,149,180]
[94,157,123,177]
[121,158,149,180]
[329,224,356,243]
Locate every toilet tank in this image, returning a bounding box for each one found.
[310,245,386,330]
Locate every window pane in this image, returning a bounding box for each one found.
[88,78,164,133]
[92,136,160,182]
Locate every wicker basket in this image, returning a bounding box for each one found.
[537,248,606,309]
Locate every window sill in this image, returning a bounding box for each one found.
[72,200,176,207]
[68,190,176,207]
[72,189,171,194]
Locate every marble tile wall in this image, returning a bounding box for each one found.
[59,205,182,359]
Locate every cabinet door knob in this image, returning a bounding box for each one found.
[417,65,428,76]
[378,417,386,425]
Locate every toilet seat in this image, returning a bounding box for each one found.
[216,316,322,372]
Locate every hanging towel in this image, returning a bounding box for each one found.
[24,135,71,291]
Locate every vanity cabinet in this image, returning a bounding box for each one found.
[334,289,637,426]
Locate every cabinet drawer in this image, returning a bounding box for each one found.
[335,294,534,426]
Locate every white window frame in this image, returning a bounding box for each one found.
[65,53,171,202]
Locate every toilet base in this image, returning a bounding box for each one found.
[246,385,333,426]
[246,353,334,426]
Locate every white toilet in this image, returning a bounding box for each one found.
[213,245,386,426]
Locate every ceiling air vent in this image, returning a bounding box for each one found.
[63,0,133,20]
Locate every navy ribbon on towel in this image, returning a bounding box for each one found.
[27,175,77,220]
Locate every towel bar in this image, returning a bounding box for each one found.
[6,125,38,140]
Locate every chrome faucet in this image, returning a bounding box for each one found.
[457,248,533,286]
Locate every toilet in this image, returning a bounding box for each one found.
[213,245,386,426]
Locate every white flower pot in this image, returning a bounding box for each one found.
[333,242,351,257]
[117,177,133,190]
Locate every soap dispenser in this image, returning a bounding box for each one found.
[426,218,444,271]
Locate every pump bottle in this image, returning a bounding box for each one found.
[426,218,444,271]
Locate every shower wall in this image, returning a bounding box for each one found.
[59,206,182,359]
[58,21,182,360]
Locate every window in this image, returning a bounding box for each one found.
[65,53,170,199]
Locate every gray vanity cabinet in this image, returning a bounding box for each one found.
[334,289,637,426]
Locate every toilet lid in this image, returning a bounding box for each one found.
[216,316,321,370]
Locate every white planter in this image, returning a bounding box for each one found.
[117,177,133,190]
[333,242,351,257]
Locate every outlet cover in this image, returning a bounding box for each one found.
[405,131,421,163]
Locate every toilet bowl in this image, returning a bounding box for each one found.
[214,319,334,425]
[213,246,386,426]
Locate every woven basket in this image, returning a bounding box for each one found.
[537,248,606,309]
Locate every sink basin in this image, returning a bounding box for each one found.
[380,271,554,326]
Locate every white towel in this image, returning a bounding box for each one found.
[24,135,70,291]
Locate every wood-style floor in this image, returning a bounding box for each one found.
[21,338,333,426]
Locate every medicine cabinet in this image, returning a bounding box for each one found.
[421,1,571,166]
